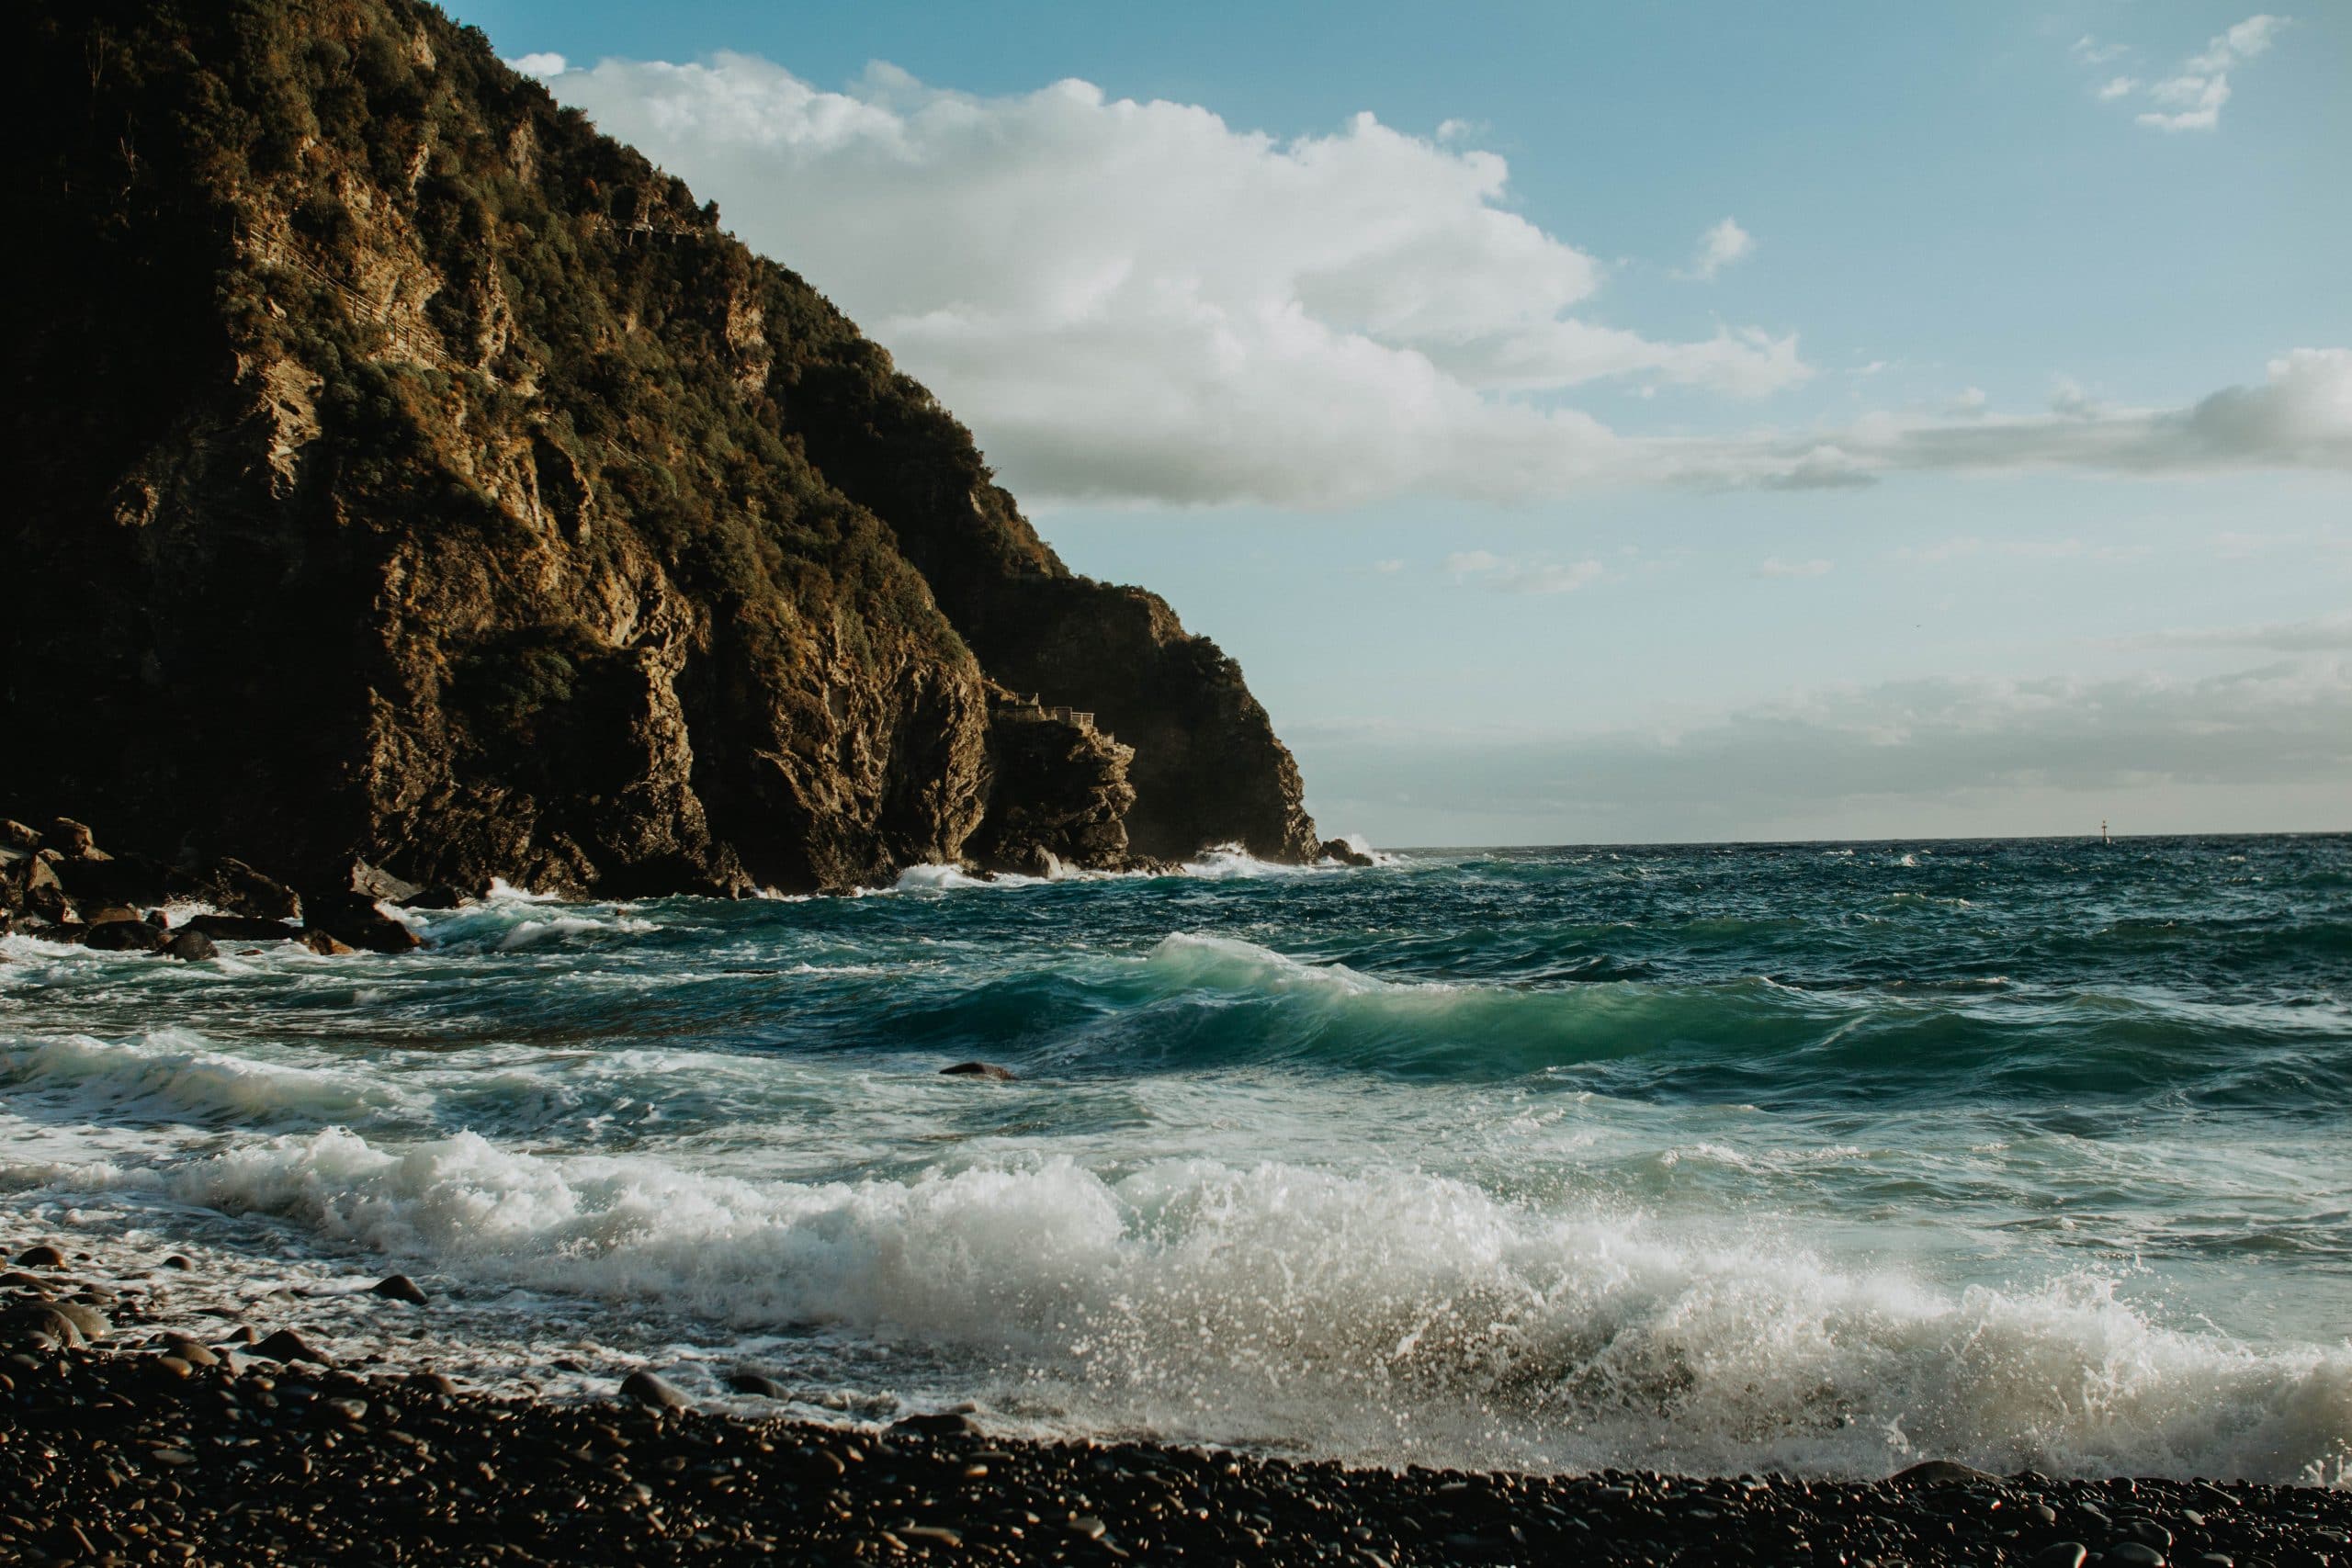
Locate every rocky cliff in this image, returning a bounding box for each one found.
[0,0,1319,896]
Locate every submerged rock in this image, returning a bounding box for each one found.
[940,1062,1017,1082]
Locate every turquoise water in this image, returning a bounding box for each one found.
[3,836,2348,1482]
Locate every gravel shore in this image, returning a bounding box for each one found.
[3,1235,2346,1567]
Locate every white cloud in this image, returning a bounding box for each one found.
[1755,558,1833,579]
[2048,376,2103,419]
[1370,558,1405,574]
[529,52,2349,506]
[2075,14,2291,132]
[505,51,568,80]
[1677,217,1754,282]
[539,53,1811,506]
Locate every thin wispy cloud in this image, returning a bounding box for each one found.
[1755,558,1833,579]
[1444,552,1604,595]
[2106,613,2352,653]
[2075,15,2290,133]
[1295,657,2352,825]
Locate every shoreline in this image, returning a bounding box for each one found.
[4,1233,2346,1567]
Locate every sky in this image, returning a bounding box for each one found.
[449,0,2350,845]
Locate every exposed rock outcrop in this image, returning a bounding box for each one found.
[1,0,1317,896]
[965,694,1136,876]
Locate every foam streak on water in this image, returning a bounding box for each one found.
[2,836,2347,1483]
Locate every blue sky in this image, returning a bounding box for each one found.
[451,1,2350,844]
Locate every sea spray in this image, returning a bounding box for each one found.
[2,834,2347,1482]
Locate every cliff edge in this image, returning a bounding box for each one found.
[0,0,1320,895]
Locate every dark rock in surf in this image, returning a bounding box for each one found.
[302,893,420,953]
[160,930,219,962]
[371,1274,429,1304]
[940,1062,1016,1082]
[84,918,165,953]
[253,1328,331,1365]
[401,886,468,910]
[299,929,357,956]
[178,857,301,921]
[13,1244,66,1268]
[725,1370,788,1399]
[186,913,304,941]
[618,1370,690,1412]
[1318,837,1375,867]
[1891,1460,2001,1486]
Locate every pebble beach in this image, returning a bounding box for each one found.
[6,1230,2349,1568]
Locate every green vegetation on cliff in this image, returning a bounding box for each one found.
[3,0,1319,894]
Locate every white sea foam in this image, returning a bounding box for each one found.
[24,1119,2336,1483]
[496,913,659,950]
[887,863,1040,893]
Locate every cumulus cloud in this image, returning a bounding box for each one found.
[522,52,2349,506]
[2075,14,2290,132]
[1677,217,1754,281]
[505,51,567,79]
[537,53,1813,505]
[1295,657,2352,837]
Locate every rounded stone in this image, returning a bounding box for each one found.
[619,1369,689,1411]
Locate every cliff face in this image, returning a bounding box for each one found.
[1,0,1317,895]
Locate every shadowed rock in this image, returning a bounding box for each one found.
[941,1062,1016,1082]
[0,0,1318,897]
[619,1370,690,1411]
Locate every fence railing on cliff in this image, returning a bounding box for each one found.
[232,220,459,370]
[993,695,1097,729]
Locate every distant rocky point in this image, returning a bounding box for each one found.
[4,0,1320,897]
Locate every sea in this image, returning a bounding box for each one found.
[3,835,2347,1485]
